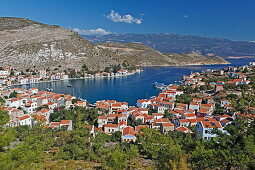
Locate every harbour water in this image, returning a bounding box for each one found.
[22,58,255,106]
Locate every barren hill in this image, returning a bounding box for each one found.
[0,17,123,71]
[98,42,230,66]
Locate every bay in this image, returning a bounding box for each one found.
[21,58,255,106]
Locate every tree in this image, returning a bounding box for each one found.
[104,146,127,169]
[82,64,88,71]
[9,91,17,98]
[164,110,174,119]
[111,131,122,142]
[0,110,9,127]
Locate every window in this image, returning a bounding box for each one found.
[205,130,208,133]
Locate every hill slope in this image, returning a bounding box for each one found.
[84,33,255,57]
[98,42,230,66]
[0,17,124,71]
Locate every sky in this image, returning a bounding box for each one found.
[0,0,255,41]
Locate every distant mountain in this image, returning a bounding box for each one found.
[98,42,230,66]
[84,33,255,57]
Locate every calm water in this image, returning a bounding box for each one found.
[22,58,254,105]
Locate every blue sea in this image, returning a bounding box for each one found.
[22,58,255,106]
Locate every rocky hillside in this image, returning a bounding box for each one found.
[0,17,123,71]
[98,42,230,66]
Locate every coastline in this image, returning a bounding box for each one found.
[10,62,232,88]
[10,70,141,87]
[139,62,231,67]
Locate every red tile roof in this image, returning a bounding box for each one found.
[18,115,30,120]
[60,120,71,125]
[122,126,135,136]
[104,124,118,128]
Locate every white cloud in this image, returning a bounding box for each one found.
[106,10,142,24]
[72,28,112,35]
[183,15,188,18]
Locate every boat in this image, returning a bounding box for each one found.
[152,82,168,90]
[46,88,53,92]
[67,84,72,87]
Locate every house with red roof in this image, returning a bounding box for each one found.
[104,124,119,134]
[121,126,136,143]
[189,102,200,111]
[158,101,175,110]
[133,113,145,123]
[143,114,154,124]
[97,116,108,128]
[136,99,151,108]
[151,118,170,129]
[160,122,174,134]
[23,101,37,114]
[182,113,196,120]
[135,125,149,135]
[197,120,227,140]
[117,114,127,123]
[5,97,23,108]
[139,108,148,114]
[175,127,193,133]
[37,97,48,106]
[60,120,72,130]
[176,103,188,110]
[118,121,127,131]
[175,119,190,127]
[153,104,166,114]
[18,115,32,126]
[152,113,163,120]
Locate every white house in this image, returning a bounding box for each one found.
[104,124,119,134]
[97,116,107,127]
[136,99,151,108]
[197,121,227,140]
[18,115,32,126]
[220,99,231,107]
[189,102,200,111]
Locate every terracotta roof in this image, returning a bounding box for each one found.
[18,115,31,120]
[60,120,71,125]
[176,127,192,133]
[119,121,127,126]
[184,113,196,118]
[135,125,149,133]
[152,113,163,116]
[50,122,61,126]
[162,122,174,127]
[122,126,135,136]
[98,116,107,119]
[201,121,222,128]
[179,119,190,123]
[104,124,118,128]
